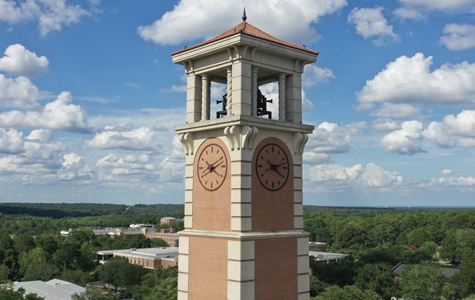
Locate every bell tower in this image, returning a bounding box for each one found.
[172,13,318,300]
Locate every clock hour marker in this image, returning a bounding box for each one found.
[266,180,268,184]
[278,180,280,185]
[272,146,274,152]
[283,167,287,169]
[221,165,225,168]
[199,167,203,169]
[282,158,285,161]
[266,149,268,154]
[211,182,213,188]
[260,156,264,159]
[258,165,262,168]
[211,147,213,153]
[260,174,264,177]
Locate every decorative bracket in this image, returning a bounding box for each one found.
[224,126,240,151]
[241,126,258,149]
[179,132,194,155]
[293,132,308,154]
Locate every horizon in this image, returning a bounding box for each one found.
[0,0,474,206]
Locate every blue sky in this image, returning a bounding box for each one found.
[0,0,475,206]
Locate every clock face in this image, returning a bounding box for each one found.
[197,143,228,191]
[256,143,290,191]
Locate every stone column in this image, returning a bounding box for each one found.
[278,73,286,121]
[201,74,210,121]
[285,74,302,123]
[226,67,232,116]
[186,74,202,123]
[251,66,258,116]
[231,61,252,116]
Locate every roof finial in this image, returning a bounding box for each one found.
[242,7,247,22]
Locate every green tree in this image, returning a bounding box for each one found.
[13,235,36,254]
[132,266,178,300]
[354,263,398,300]
[449,248,475,298]
[313,285,382,300]
[400,261,447,300]
[0,285,45,300]
[71,287,119,300]
[98,257,147,290]
[310,277,325,297]
[53,242,80,273]
[59,270,94,287]
[151,239,169,248]
[0,233,13,251]
[35,234,59,258]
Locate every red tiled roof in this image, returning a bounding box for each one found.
[171,21,319,56]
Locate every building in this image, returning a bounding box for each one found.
[392,263,460,277]
[13,279,85,300]
[309,251,349,264]
[172,10,318,300]
[97,247,179,269]
[60,226,153,238]
[160,217,184,225]
[145,228,179,246]
[309,242,327,251]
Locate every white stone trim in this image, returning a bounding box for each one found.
[231,176,252,189]
[227,281,255,300]
[294,165,302,177]
[177,291,189,300]
[294,203,303,216]
[178,255,189,273]
[298,274,310,293]
[231,161,252,175]
[231,203,252,217]
[298,255,309,274]
[178,273,189,292]
[184,203,193,216]
[185,190,193,203]
[228,240,255,261]
[231,217,252,231]
[298,293,310,300]
[228,260,255,281]
[294,191,303,203]
[297,237,309,255]
[184,216,193,229]
[185,177,193,190]
[179,229,308,240]
[231,189,252,203]
[294,178,303,190]
[294,216,303,229]
[185,165,194,177]
[179,237,190,254]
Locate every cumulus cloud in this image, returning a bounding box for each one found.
[0,91,90,133]
[357,53,475,108]
[0,0,94,36]
[371,103,421,118]
[423,110,475,148]
[372,118,401,131]
[441,169,453,175]
[85,126,163,152]
[393,7,423,20]
[398,0,475,11]
[0,44,49,77]
[302,65,335,87]
[0,74,40,109]
[440,23,475,50]
[304,121,367,164]
[307,162,402,187]
[0,127,24,154]
[138,0,347,46]
[381,120,425,155]
[348,7,399,46]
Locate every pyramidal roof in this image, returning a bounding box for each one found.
[171,21,319,56]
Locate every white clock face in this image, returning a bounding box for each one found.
[255,143,290,191]
[197,144,228,191]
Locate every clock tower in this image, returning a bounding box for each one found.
[172,13,317,300]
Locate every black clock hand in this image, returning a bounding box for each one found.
[265,160,286,178]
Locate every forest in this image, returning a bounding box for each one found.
[1,203,475,299]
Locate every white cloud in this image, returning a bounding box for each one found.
[423,110,475,148]
[398,0,475,11]
[0,74,40,109]
[348,7,399,46]
[372,118,401,131]
[0,91,90,133]
[304,121,367,164]
[357,53,475,108]
[381,120,425,155]
[302,64,335,87]
[307,162,402,187]
[0,0,94,35]
[371,103,421,118]
[440,23,475,50]
[0,127,24,154]
[138,0,347,46]
[85,126,162,152]
[393,7,423,20]
[441,169,453,175]
[0,44,49,77]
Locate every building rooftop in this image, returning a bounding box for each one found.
[309,251,348,261]
[392,263,460,277]
[171,21,319,56]
[14,279,85,300]
[98,247,179,261]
